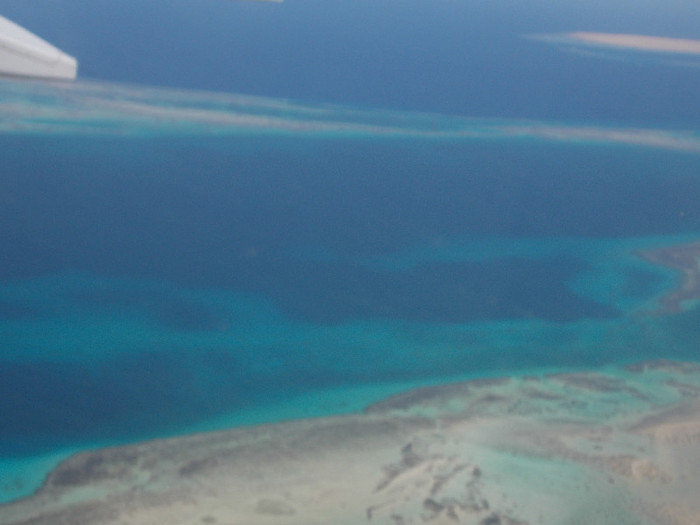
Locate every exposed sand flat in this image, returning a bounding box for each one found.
[2,360,700,525]
[568,32,700,55]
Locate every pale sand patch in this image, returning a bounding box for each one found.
[2,361,700,524]
[569,32,700,55]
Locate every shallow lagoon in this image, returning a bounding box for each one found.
[1,80,700,508]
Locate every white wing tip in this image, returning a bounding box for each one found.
[0,15,78,80]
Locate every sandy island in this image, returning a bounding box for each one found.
[637,240,700,314]
[1,360,700,524]
[568,32,700,55]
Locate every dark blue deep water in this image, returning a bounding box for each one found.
[2,133,700,458]
[0,0,699,503]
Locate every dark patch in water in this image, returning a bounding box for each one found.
[0,360,110,449]
[66,288,226,332]
[0,300,38,320]
[249,256,618,324]
[0,348,259,454]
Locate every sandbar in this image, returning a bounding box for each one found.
[568,32,700,55]
[2,360,700,524]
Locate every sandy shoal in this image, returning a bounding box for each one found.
[569,31,700,55]
[2,360,700,525]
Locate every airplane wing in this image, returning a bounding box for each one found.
[0,14,78,80]
[0,1,281,81]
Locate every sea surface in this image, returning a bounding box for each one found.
[1,0,699,506]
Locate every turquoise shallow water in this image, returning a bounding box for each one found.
[1,237,698,504]
[1,79,700,504]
